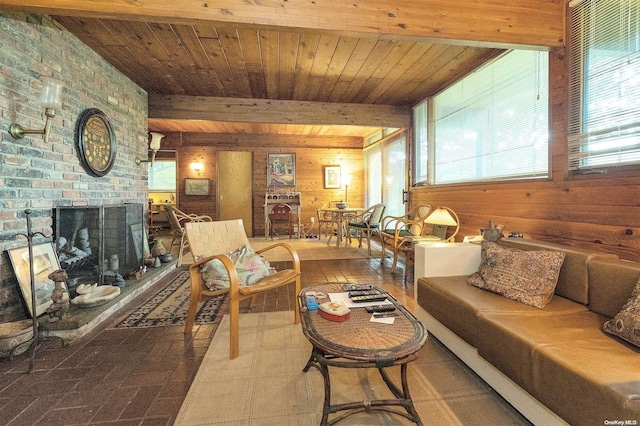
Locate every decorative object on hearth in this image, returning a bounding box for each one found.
[0,320,34,359]
[76,108,117,177]
[70,283,121,308]
[135,131,164,166]
[150,238,167,257]
[10,209,65,372]
[9,77,63,144]
[482,220,504,243]
[45,269,70,323]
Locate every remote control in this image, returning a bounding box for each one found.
[365,304,396,313]
[348,290,381,298]
[350,294,388,303]
[342,284,373,291]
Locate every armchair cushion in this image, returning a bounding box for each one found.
[603,277,640,348]
[200,246,275,290]
[467,241,566,309]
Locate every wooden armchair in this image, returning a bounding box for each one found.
[346,203,386,255]
[379,205,433,272]
[184,219,301,359]
[164,204,212,265]
[268,203,293,240]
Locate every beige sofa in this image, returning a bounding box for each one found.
[414,239,640,425]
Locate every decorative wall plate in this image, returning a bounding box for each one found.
[76,108,116,177]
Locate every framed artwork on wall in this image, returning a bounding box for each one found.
[267,153,296,187]
[8,242,62,318]
[184,178,210,196]
[323,165,341,189]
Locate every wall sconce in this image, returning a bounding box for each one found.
[190,158,204,176]
[9,77,63,143]
[135,132,165,166]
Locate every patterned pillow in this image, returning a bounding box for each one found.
[467,241,566,309]
[603,278,640,348]
[200,245,275,290]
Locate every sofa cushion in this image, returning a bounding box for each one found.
[499,239,618,304]
[417,276,587,348]
[468,241,565,308]
[589,257,640,318]
[604,277,640,348]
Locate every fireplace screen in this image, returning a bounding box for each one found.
[54,204,144,287]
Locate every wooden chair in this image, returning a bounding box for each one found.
[379,205,433,272]
[346,203,386,255]
[268,203,293,240]
[184,219,301,359]
[317,201,340,240]
[164,204,212,265]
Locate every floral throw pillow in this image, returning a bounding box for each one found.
[200,245,275,290]
[603,278,640,348]
[467,241,566,309]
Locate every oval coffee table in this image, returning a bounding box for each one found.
[298,283,427,425]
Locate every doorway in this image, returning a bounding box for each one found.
[217,151,253,236]
[364,131,407,218]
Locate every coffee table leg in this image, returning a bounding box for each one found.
[302,348,332,426]
[379,364,423,425]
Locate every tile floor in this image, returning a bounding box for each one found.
[0,241,529,425]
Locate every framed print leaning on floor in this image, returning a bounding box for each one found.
[267,153,296,187]
[8,242,62,317]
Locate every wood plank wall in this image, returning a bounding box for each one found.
[168,133,364,237]
[411,47,640,262]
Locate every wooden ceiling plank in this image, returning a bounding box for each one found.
[277,31,300,101]
[327,38,378,102]
[199,37,237,97]
[315,37,360,102]
[216,26,252,98]
[305,34,341,100]
[236,27,266,98]
[172,24,212,69]
[341,39,397,104]
[148,95,411,128]
[291,32,321,101]
[260,30,280,99]
[5,0,565,48]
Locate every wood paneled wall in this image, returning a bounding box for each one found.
[411,47,640,262]
[169,133,364,237]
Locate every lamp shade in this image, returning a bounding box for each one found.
[149,132,165,151]
[425,207,457,226]
[190,162,204,173]
[40,77,63,110]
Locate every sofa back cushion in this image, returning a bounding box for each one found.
[588,257,640,318]
[498,239,616,305]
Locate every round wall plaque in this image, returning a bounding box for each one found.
[76,108,116,177]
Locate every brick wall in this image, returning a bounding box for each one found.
[0,13,149,322]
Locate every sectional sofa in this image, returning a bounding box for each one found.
[413,238,640,425]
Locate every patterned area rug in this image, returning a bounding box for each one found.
[112,270,228,328]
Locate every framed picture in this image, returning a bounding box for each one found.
[8,242,62,318]
[185,178,210,196]
[323,165,342,189]
[267,153,296,187]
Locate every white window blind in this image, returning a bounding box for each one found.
[433,50,549,184]
[568,0,640,170]
[412,100,428,185]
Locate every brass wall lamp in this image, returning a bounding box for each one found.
[9,77,64,143]
[135,132,165,166]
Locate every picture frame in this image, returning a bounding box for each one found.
[8,242,63,318]
[267,153,296,187]
[323,165,342,189]
[184,178,210,196]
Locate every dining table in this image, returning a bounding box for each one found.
[320,206,364,248]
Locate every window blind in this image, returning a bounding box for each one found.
[412,100,428,185]
[568,0,640,170]
[433,50,549,184]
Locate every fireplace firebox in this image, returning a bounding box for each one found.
[54,205,145,288]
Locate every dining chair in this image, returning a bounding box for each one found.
[184,219,301,359]
[164,204,212,265]
[346,203,386,255]
[379,205,433,272]
[268,203,293,240]
[316,201,340,240]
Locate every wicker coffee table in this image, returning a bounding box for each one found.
[298,283,427,425]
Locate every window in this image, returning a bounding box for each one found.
[412,100,428,185]
[148,160,176,191]
[568,0,640,171]
[431,50,549,184]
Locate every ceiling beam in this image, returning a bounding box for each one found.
[149,95,411,129]
[0,0,565,48]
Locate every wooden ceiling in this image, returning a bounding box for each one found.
[1,1,565,139]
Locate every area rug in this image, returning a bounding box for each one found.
[111,270,228,328]
[247,236,384,262]
[175,311,529,425]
